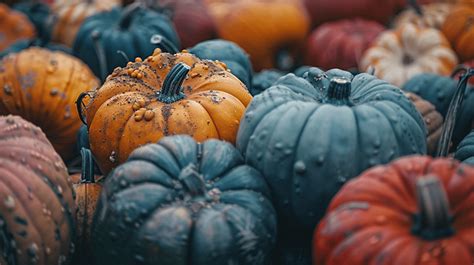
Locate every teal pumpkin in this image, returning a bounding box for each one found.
[13,1,51,40]
[189,39,252,89]
[237,67,427,237]
[455,131,474,165]
[0,38,70,58]
[73,4,180,81]
[92,135,277,265]
[251,69,285,96]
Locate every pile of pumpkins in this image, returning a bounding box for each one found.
[1,0,474,264]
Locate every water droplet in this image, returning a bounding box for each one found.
[274,142,283,150]
[4,195,15,209]
[337,176,347,184]
[316,155,325,165]
[109,151,116,163]
[50,88,58,96]
[294,161,306,174]
[27,243,38,258]
[3,84,12,95]
[57,185,63,194]
[119,180,128,187]
[369,234,381,244]
[134,254,145,263]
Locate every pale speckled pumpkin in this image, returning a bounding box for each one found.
[360,24,458,87]
[393,3,454,29]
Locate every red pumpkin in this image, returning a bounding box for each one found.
[314,156,474,264]
[305,19,384,71]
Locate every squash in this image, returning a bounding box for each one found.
[0,38,71,58]
[393,3,453,29]
[360,24,458,87]
[0,47,99,161]
[0,3,35,51]
[51,0,120,47]
[13,1,51,40]
[0,115,75,265]
[314,157,474,264]
[92,135,277,265]
[251,69,285,96]
[455,130,474,165]
[442,3,474,62]
[189,39,252,88]
[237,67,427,238]
[204,0,310,71]
[73,3,180,81]
[80,50,251,175]
[305,18,384,71]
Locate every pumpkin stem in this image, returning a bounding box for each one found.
[412,176,454,240]
[407,0,423,16]
[75,91,91,125]
[116,50,130,63]
[91,30,108,81]
[436,69,474,157]
[157,63,190,103]
[150,34,179,54]
[80,148,95,183]
[326,77,353,106]
[179,163,205,196]
[450,64,469,79]
[118,2,142,29]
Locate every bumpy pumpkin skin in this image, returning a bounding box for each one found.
[204,0,310,71]
[305,19,384,71]
[0,3,35,51]
[0,115,75,265]
[92,135,277,265]
[84,50,251,175]
[405,93,443,155]
[360,24,458,87]
[394,3,453,29]
[442,4,474,62]
[455,130,474,165]
[0,47,99,161]
[314,156,474,265]
[237,67,427,237]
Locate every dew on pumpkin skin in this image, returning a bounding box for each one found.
[4,195,15,209]
[294,161,306,175]
[109,151,117,163]
[3,84,12,95]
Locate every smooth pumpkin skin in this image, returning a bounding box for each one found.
[237,67,427,237]
[394,3,454,29]
[73,5,180,81]
[189,39,253,89]
[85,50,251,175]
[13,1,51,39]
[92,135,277,265]
[0,47,99,161]
[251,69,285,96]
[0,3,35,51]
[0,115,75,265]
[442,4,474,62]
[455,130,474,165]
[204,0,310,71]
[0,38,71,58]
[314,156,474,265]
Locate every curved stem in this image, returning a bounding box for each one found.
[91,30,108,81]
[116,50,130,64]
[75,91,91,125]
[157,63,190,103]
[412,176,454,240]
[407,0,423,16]
[80,148,95,183]
[326,77,353,106]
[118,2,142,29]
[179,163,205,196]
[150,35,179,54]
[436,69,474,157]
[450,64,469,79]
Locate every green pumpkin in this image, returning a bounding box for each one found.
[73,4,180,81]
[189,39,252,89]
[237,67,427,237]
[13,2,51,41]
[0,38,70,58]
[455,131,474,165]
[92,135,277,265]
[251,66,311,96]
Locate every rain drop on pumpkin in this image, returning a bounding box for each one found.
[294,161,306,174]
[4,195,15,209]
[3,84,12,95]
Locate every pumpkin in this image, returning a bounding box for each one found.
[0,38,71,58]
[360,24,458,87]
[0,47,99,161]
[81,50,251,175]
[0,115,75,265]
[405,92,443,155]
[305,19,384,71]
[0,3,35,51]
[204,0,310,71]
[453,60,474,85]
[314,156,474,265]
[237,67,427,238]
[13,1,51,40]
[189,39,252,88]
[251,69,285,96]
[455,130,474,165]
[92,135,277,265]
[71,148,102,265]
[73,3,180,81]
[393,2,453,29]
[51,0,120,47]
[442,3,474,62]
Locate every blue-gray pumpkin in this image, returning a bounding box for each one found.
[92,135,277,265]
[251,66,311,96]
[189,39,252,89]
[73,4,180,81]
[455,131,474,165]
[237,67,427,236]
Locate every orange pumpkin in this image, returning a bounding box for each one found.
[394,3,453,29]
[81,49,251,174]
[0,47,99,161]
[360,24,458,87]
[51,0,120,47]
[0,3,35,51]
[204,0,310,71]
[442,3,474,62]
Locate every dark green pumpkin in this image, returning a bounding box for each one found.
[0,38,71,58]
[73,4,180,81]
[13,1,51,41]
[92,135,277,265]
[237,67,427,237]
[251,66,311,96]
[189,39,252,89]
[455,130,474,165]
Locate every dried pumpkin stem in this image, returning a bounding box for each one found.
[157,63,190,103]
[412,176,454,239]
[80,148,95,183]
[407,0,423,16]
[436,69,474,157]
[326,77,353,106]
[179,163,205,196]
[150,34,179,54]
